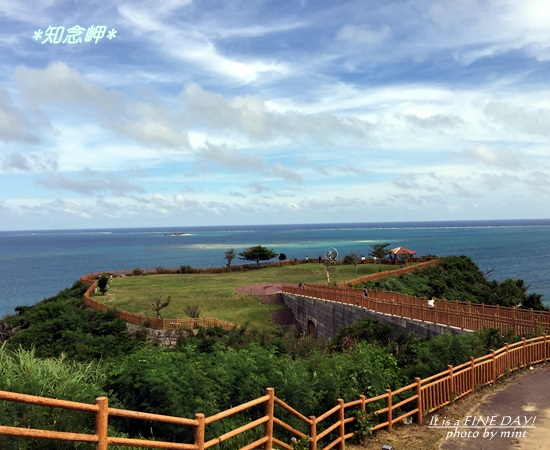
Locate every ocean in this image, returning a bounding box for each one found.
[1,219,549,317]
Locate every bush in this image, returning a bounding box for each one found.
[5,283,145,361]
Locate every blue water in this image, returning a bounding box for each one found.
[1,219,549,317]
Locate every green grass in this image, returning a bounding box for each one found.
[93,262,397,332]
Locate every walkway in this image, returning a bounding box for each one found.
[283,283,550,336]
[439,364,550,449]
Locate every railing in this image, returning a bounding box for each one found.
[283,284,550,336]
[1,335,548,449]
[340,258,440,285]
[82,280,239,332]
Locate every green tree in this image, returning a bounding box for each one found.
[238,245,277,268]
[151,294,172,319]
[224,248,236,272]
[97,273,109,295]
[278,253,287,266]
[344,252,361,276]
[369,243,391,262]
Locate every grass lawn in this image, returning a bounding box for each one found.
[93,262,397,332]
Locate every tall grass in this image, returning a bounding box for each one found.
[0,345,107,449]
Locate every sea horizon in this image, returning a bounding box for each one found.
[1,218,549,317]
[3,217,550,234]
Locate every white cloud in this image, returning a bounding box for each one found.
[0,88,41,143]
[484,102,550,137]
[463,145,523,169]
[1,0,550,229]
[335,24,391,47]
[1,151,58,172]
[117,3,289,85]
[36,169,144,195]
[196,142,266,171]
[15,61,121,109]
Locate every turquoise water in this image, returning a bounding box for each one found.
[1,219,549,316]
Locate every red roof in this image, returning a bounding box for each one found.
[390,246,416,255]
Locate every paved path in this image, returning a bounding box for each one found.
[440,364,550,449]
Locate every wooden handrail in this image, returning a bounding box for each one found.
[283,283,550,335]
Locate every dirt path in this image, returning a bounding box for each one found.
[235,283,283,295]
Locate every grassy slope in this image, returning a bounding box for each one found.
[94,262,395,332]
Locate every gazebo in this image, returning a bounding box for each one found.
[389,246,416,264]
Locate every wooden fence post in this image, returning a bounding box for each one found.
[491,350,497,386]
[264,388,274,450]
[95,396,108,450]
[522,337,527,368]
[481,304,485,331]
[470,357,475,393]
[385,390,393,432]
[415,378,423,424]
[195,413,205,450]
[544,334,548,364]
[309,416,317,450]
[338,398,345,450]
[447,365,454,400]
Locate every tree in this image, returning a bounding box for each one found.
[97,273,109,295]
[0,318,13,345]
[369,243,391,262]
[151,294,172,319]
[278,253,287,266]
[344,252,361,276]
[224,248,236,272]
[322,249,338,284]
[238,245,277,268]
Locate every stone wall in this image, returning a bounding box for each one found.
[283,294,468,339]
[126,323,199,348]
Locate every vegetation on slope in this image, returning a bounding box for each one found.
[4,282,146,361]
[354,255,547,310]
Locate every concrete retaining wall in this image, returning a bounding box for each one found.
[283,294,467,339]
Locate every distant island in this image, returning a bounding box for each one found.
[164,232,192,236]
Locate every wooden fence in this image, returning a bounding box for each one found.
[339,258,440,285]
[1,335,549,449]
[283,284,550,336]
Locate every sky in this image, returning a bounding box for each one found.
[1,0,550,230]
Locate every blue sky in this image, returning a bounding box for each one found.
[1,0,550,230]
